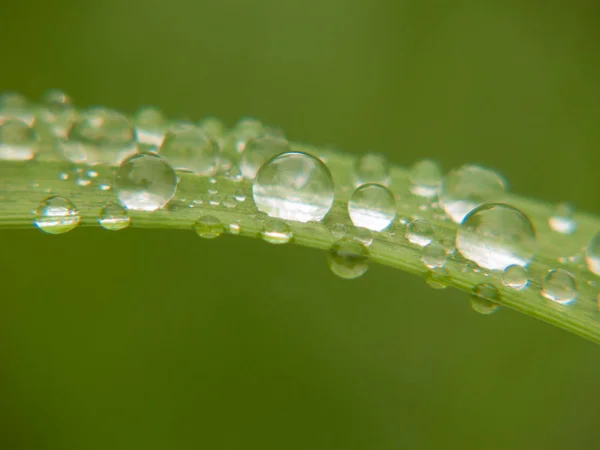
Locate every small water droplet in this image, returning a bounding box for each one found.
[233,118,265,153]
[37,89,75,138]
[0,92,34,126]
[348,183,396,231]
[234,189,246,202]
[439,165,506,223]
[0,119,38,161]
[253,151,334,223]
[542,269,577,304]
[585,232,600,276]
[331,223,347,239]
[159,126,219,176]
[198,117,225,139]
[502,264,529,290]
[193,215,224,239]
[471,283,500,315]
[58,172,69,181]
[456,203,536,271]
[241,136,290,180]
[260,219,293,244]
[134,106,166,147]
[351,227,374,247]
[420,243,447,269]
[354,153,389,186]
[98,183,111,191]
[114,152,177,212]
[222,195,237,209]
[76,177,91,187]
[328,239,369,279]
[548,202,577,235]
[409,159,442,198]
[406,219,434,247]
[34,196,80,234]
[227,222,241,235]
[98,202,131,231]
[86,169,98,178]
[425,267,450,289]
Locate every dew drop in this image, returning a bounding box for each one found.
[0,120,38,161]
[134,106,166,147]
[76,177,91,187]
[0,92,34,126]
[348,183,396,231]
[233,118,265,153]
[502,264,529,290]
[354,153,388,186]
[439,165,506,223]
[425,267,450,289]
[198,117,225,139]
[260,219,293,244]
[548,202,577,235]
[34,196,80,234]
[234,188,246,202]
[542,269,577,304]
[456,203,536,271]
[58,172,69,181]
[98,202,131,231]
[406,219,434,247]
[420,243,447,269]
[227,222,241,235]
[253,151,334,223]
[585,232,600,276]
[241,136,291,180]
[328,239,369,279]
[471,283,500,315]
[409,159,442,198]
[159,126,219,176]
[222,195,237,209]
[193,215,224,239]
[351,227,374,247]
[114,152,177,212]
[331,223,347,239]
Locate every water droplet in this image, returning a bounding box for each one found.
[134,106,166,147]
[76,177,91,187]
[354,153,388,186]
[34,196,80,234]
[502,264,529,290]
[542,269,577,304]
[64,108,137,165]
[58,172,69,181]
[585,232,600,276]
[406,219,434,247]
[351,227,374,247]
[198,117,225,139]
[420,243,447,269]
[471,283,500,315]
[409,159,442,198]
[253,151,334,223]
[86,169,98,178]
[233,118,264,153]
[439,165,506,223]
[98,183,111,191]
[425,267,450,289]
[548,202,577,235]
[234,189,246,202]
[0,119,38,161]
[193,215,224,239]
[328,239,369,279]
[222,195,237,209]
[159,126,219,176]
[456,203,536,271]
[331,223,347,239]
[241,136,290,180]
[0,92,34,126]
[348,183,396,231]
[227,222,241,235]
[260,219,293,244]
[98,202,131,231]
[114,152,177,211]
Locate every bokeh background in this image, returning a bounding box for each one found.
[1,0,599,449]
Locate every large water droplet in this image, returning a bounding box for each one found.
[134,106,166,147]
[502,264,529,290]
[328,239,369,279]
[471,283,500,315]
[34,196,80,234]
[193,216,224,239]
[456,203,536,271]
[542,269,577,304]
[354,153,388,186]
[0,120,38,161]
[439,165,506,223]
[241,136,290,180]
[420,243,447,268]
[64,108,137,165]
[0,92,34,126]
[260,219,293,244]
[585,232,600,276]
[409,159,442,198]
[98,202,131,231]
[348,183,396,231]
[159,126,219,176]
[406,219,434,247]
[114,152,177,211]
[253,152,334,223]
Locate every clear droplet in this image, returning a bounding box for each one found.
[241,136,290,180]
[98,202,131,231]
[114,152,177,212]
[348,183,396,231]
[354,153,388,186]
[471,283,500,315]
[193,215,224,239]
[502,264,529,290]
[409,159,442,198]
[233,118,264,153]
[34,196,80,234]
[37,89,76,138]
[253,151,334,223]
[0,92,34,126]
[542,269,577,304]
[134,106,166,147]
[331,223,347,239]
[159,126,219,176]
[406,219,434,247]
[198,117,225,139]
[227,222,241,235]
[585,232,600,276]
[76,177,91,187]
[456,203,536,271]
[420,243,447,269]
[439,165,506,223]
[260,219,293,244]
[352,227,374,247]
[548,202,577,235]
[328,239,369,279]
[234,188,246,202]
[64,108,137,165]
[425,267,450,290]
[0,120,38,161]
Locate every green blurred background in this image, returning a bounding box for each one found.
[1,0,599,449]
